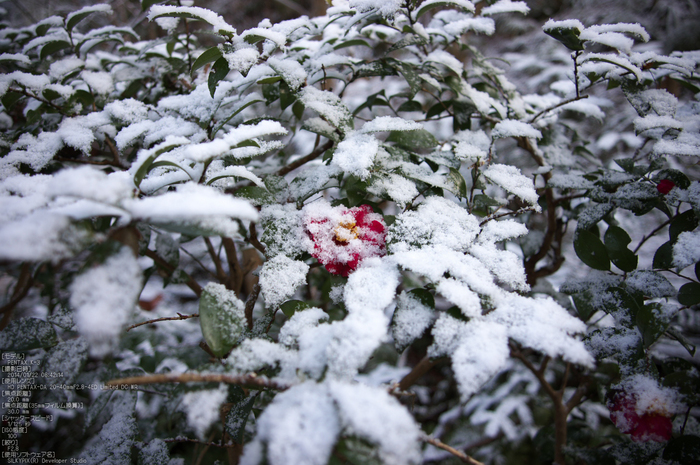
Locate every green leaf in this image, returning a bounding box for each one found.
[452,100,474,132]
[211,98,264,138]
[653,241,674,269]
[292,100,304,120]
[2,91,23,111]
[544,25,585,51]
[0,317,58,351]
[233,186,275,206]
[42,88,62,101]
[40,40,71,60]
[386,129,438,151]
[262,81,280,104]
[199,284,246,358]
[155,232,179,269]
[604,226,638,272]
[333,39,371,50]
[279,80,295,110]
[678,282,700,306]
[614,158,635,173]
[572,290,597,322]
[655,169,691,190]
[225,394,257,443]
[426,101,449,119]
[636,303,669,347]
[208,57,230,97]
[665,327,697,357]
[66,8,108,33]
[133,142,184,188]
[415,0,475,19]
[669,210,698,243]
[386,34,428,54]
[397,100,423,112]
[279,300,312,318]
[192,46,222,74]
[574,229,611,271]
[447,167,468,198]
[662,436,700,464]
[396,62,422,99]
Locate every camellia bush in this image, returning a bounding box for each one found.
[0,1,699,464]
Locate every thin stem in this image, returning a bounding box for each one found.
[180,245,218,280]
[144,249,202,296]
[276,140,334,177]
[398,356,436,391]
[221,237,243,295]
[633,218,672,254]
[244,284,260,330]
[104,372,289,391]
[422,435,485,465]
[126,313,199,332]
[528,95,589,124]
[248,222,266,255]
[204,237,228,284]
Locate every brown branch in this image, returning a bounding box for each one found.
[276,140,334,177]
[204,237,228,283]
[248,222,266,255]
[511,346,568,465]
[244,283,260,330]
[104,372,289,390]
[479,206,539,226]
[422,435,485,465]
[0,263,33,330]
[104,136,127,169]
[221,237,243,295]
[143,249,202,296]
[398,356,436,391]
[126,313,199,332]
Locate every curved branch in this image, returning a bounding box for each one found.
[105,372,289,391]
[422,435,485,465]
[126,313,199,332]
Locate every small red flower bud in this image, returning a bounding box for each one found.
[657,179,676,195]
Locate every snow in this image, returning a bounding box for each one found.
[48,167,133,205]
[179,384,228,440]
[481,0,530,16]
[222,46,259,75]
[70,246,142,358]
[104,99,149,124]
[349,0,404,18]
[443,17,496,36]
[331,132,379,179]
[542,19,585,34]
[392,291,435,350]
[360,116,423,133]
[278,307,329,348]
[148,5,236,35]
[673,229,700,270]
[0,212,85,262]
[426,50,464,76]
[482,164,540,206]
[259,255,309,307]
[299,87,352,131]
[492,119,542,139]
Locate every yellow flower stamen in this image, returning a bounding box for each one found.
[334,220,359,243]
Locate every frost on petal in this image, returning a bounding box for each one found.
[259,255,309,307]
[331,132,379,180]
[672,229,700,270]
[70,247,142,358]
[387,196,479,253]
[241,382,341,465]
[180,384,228,440]
[488,295,594,367]
[482,164,540,206]
[329,381,422,465]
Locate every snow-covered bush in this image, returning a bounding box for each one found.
[0,1,698,464]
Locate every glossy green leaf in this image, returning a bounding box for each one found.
[636,303,669,347]
[333,39,371,50]
[604,226,638,272]
[233,186,275,206]
[208,57,230,97]
[397,100,423,112]
[386,129,438,151]
[280,300,312,318]
[212,98,264,138]
[225,394,257,442]
[571,290,597,322]
[544,25,585,51]
[199,284,246,358]
[192,46,222,74]
[40,40,71,60]
[447,167,468,198]
[653,241,674,269]
[678,282,700,306]
[415,0,475,19]
[574,229,611,271]
[669,210,698,243]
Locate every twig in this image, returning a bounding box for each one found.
[221,237,243,295]
[479,206,539,226]
[143,249,203,296]
[422,435,485,465]
[126,313,199,332]
[528,95,589,124]
[633,218,672,254]
[103,136,127,169]
[204,237,228,283]
[248,222,266,255]
[276,140,334,177]
[244,284,260,330]
[104,372,289,390]
[398,356,436,391]
[180,245,218,281]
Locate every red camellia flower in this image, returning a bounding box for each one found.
[657,179,676,195]
[608,391,673,442]
[303,202,386,277]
